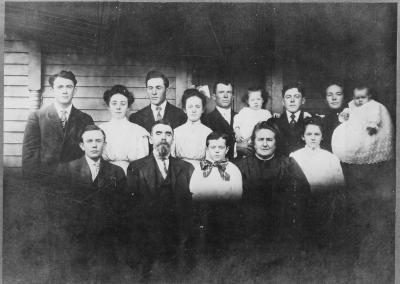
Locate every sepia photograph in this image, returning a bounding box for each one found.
[2,1,396,283]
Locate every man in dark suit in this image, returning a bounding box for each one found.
[268,81,311,156]
[201,80,238,160]
[126,120,194,280]
[54,125,126,282]
[129,70,186,133]
[22,70,94,179]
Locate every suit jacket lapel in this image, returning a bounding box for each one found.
[163,102,173,122]
[142,155,158,196]
[64,106,79,141]
[213,109,231,129]
[78,156,93,185]
[144,105,155,130]
[46,104,64,140]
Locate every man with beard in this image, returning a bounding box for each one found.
[126,120,194,280]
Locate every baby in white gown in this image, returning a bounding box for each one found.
[332,87,394,164]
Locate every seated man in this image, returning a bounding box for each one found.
[189,131,243,256]
[268,81,311,156]
[55,125,126,281]
[126,120,194,280]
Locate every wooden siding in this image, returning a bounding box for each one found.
[3,45,184,169]
[4,40,30,168]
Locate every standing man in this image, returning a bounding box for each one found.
[201,79,238,160]
[126,120,194,280]
[268,81,311,156]
[129,70,186,133]
[22,70,94,178]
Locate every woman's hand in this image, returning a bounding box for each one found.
[338,108,350,123]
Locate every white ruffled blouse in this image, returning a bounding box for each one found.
[99,118,149,173]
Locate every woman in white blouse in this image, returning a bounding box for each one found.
[99,85,149,174]
[289,116,345,246]
[171,88,212,166]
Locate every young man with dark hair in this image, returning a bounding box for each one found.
[268,81,311,156]
[22,70,94,178]
[129,70,186,132]
[53,124,126,282]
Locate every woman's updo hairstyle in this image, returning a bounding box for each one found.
[103,85,134,107]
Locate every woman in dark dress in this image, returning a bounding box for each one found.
[235,120,310,243]
[321,83,346,152]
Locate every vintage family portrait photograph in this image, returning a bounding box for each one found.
[2,1,397,283]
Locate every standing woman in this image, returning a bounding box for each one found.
[321,83,346,152]
[99,85,149,174]
[290,116,345,247]
[171,88,212,166]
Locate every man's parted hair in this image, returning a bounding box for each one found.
[282,81,305,98]
[145,70,169,88]
[212,79,234,94]
[79,124,106,142]
[49,70,77,87]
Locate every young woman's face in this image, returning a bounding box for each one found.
[303,124,322,149]
[108,94,129,119]
[326,85,344,110]
[184,96,204,122]
[353,88,370,107]
[247,91,263,110]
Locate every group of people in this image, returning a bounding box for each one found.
[21,70,394,281]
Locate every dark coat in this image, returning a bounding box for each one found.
[128,102,186,133]
[53,157,126,270]
[321,108,344,152]
[126,155,194,263]
[268,111,309,156]
[201,108,237,160]
[22,103,94,178]
[55,156,127,233]
[235,155,310,240]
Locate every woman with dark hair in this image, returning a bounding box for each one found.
[235,120,310,242]
[171,88,212,166]
[290,116,344,191]
[321,83,346,151]
[99,85,149,174]
[290,116,345,247]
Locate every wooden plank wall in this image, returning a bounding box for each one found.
[4,39,30,168]
[3,45,180,169]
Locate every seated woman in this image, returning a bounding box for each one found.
[290,117,345,246]
[99,85,149,174]
[235,120,310,243]
[171,88,212,166]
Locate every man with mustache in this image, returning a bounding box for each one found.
[126,120,194,281]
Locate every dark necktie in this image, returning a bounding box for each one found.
[60,110,68,129]
[200,159,230,181]
[290,113,296,126]
[156,106,162,121]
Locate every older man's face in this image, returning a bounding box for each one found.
[150,123,173,157]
